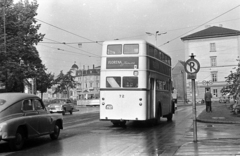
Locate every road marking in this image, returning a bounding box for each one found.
[64,119,99,129]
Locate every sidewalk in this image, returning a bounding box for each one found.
[175,102,240,156]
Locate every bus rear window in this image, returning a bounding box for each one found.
[107,45,122,55]
[123,44,139,54]
[106,77,121,88]
[123,77,138,88]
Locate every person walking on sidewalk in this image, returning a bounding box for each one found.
[204,88,213,112]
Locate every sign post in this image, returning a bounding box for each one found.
[184,53,200,142]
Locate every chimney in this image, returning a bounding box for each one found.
[93,64,95,69]
[88,66,89,70]
[83,65,85,70]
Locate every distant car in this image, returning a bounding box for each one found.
[47,99,75,115]
[0,93,63,151]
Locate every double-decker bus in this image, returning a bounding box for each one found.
[100,40,174,126]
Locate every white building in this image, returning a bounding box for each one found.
[181,26,240,101]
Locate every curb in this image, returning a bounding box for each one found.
[196,118,240,124]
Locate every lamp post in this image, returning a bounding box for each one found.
[202,80,213,93]
[146,31,167,46]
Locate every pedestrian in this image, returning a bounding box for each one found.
[204,88,213,112]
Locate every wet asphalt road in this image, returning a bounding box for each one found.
[1,105,240,156]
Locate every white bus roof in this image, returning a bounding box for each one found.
[103,40,147,45]
[102,40,170,57]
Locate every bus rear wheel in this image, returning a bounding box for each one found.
[166,113,173,122]
[111,120,126,127]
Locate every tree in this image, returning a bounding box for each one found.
[221,60,240,99]
[53,70,77,98]
[36,69,54,99]
[0,0,45,92]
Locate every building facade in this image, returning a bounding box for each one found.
[74,65,100,100]
[172,61,187,103]
[181,26,240,101]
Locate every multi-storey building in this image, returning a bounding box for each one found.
[72,64,100,100]
[181,26,240,101]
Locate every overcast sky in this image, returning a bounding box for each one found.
[29,0,240,75]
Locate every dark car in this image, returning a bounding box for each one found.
[47,99,75,115]
[0,93,63,151]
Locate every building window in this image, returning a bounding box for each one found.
[90,82,93,87]
[211,72,217,82]
[210,57,217,66]
[213,89,218,97]
[210,43,216,52]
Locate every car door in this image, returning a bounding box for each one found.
[33,99,52,134]
[22,99,39,137]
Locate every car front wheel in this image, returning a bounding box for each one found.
[69,108,73,115]
[9,128,25,151]
[50,124,60,140]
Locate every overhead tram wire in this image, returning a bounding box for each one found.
[159,4,240,47]
[39,44,101,58]
[42,37,101,58]
[39,42,101,58]
[35,18,102,46]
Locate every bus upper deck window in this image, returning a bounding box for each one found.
[107,45,122,55]
[123,77,138,88]
[106,77,121,88]
[123,44,139,54]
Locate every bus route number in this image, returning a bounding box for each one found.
[119,94,124,98]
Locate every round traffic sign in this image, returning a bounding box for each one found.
[184,58,200,74]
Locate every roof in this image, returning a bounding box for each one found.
[71,63,79,69]
[0,93,39,112]
[181,26,240,40]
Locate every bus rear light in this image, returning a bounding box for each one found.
[102,98,105,100]
[139,103,142,106]
[102,102,105,105]
[139,98,142,101]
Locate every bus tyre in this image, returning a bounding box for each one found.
[167,113,173,122]
[119,121,126,127]
[111,120,120,126]
[172,101,175,114]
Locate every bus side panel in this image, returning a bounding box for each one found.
[156,91,171,116]
[100,91,147,121]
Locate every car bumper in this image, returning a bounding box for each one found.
[49,110,63,113]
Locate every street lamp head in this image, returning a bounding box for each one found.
[145,32,152,35]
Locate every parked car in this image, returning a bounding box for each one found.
[0,93,63,151]
[47,99,75,115]
[219,97,230,103]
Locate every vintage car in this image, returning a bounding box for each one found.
[47,99,75,115]
[0,93,63,151]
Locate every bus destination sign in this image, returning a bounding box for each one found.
[106,57,139,69]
